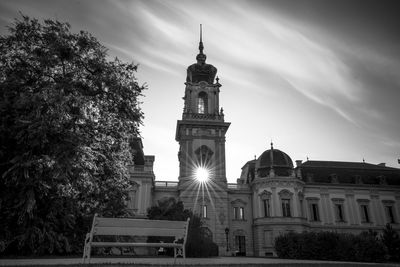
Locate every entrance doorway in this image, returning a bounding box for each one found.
[235,235,246,256]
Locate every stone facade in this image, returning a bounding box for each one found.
[127,33,400,257]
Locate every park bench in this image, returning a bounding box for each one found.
[82,214,190,263]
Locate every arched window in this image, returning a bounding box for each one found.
[195,145,213,165]
[197,92,208,114]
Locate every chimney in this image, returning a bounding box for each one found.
[296,160,303,167]
[378,163,386,167]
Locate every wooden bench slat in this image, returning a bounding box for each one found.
[92,242,182,248]
[83,215,190,263]
[95,217,187,229]
[94,226,185,237]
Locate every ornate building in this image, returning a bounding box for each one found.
[128,29,400,257]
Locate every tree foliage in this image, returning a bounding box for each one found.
[147,198,218,257]
[0,15,144,255]
[147,197,192,221]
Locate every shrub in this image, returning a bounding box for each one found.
[274,231,386,262]
[354,231,386,262]
[381,223,400,262]
[147,198,219,257]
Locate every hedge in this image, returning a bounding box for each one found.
[274,231,386,262]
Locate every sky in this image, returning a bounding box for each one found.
[1,0,400,182]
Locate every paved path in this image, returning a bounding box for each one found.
[0,257,398,266]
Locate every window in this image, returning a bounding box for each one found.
[299,199,304,217]
[234,207,244,220]
[335,204,345,221]
[307,198,320,222]
[194,145,213,165]
[282,199,291,217]
[264,230,273,247]
[259,190,272,218]
[233,207,238,219]
[197,92,208,114]
[332,198,345,223]
[127,182,139,213]
[298,192,304,218]
[202,205,207,218]
[357,199,372,223]
[278,190,293,218]
[360,204,370,223]
[263,199,270,217]
[385,205,395,223]
[310,203,320,221]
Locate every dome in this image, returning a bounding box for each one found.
[257,149,293,169]
[256,145,293,177]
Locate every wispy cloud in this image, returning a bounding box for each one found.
[1,0,399,178]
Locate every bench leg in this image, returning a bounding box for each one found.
[82,233,92,264]
[176,247,184,257]
[174,246,185,265]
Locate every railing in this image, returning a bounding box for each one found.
[155,181,179,187]
[227,183,249,190]
[133,166,144,171]
[227,183,238,189]
[129,165,153,173]
[182,113,224,121]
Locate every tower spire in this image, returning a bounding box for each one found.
[199,24,204,54]
[270,140,274,169]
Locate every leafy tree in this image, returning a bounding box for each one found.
[147,197,218,257]
[381,223,400,261]
[0,15,144,255]
[147,197,192,221]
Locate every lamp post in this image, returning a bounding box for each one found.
[224,227,229,252]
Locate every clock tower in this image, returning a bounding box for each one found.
[175,26,230,254]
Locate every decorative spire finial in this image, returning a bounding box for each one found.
[270,140,274,169]
[199,24,204,54]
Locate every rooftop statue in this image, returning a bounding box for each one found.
[186,25,217,84]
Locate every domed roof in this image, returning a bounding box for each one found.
[186,25,217,84]
[256,145,293,169]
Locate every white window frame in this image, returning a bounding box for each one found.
[331,198,346,223]
[357,199,372,223]
[202,204,207,218]
[259,190,272,217]
[278,190,293,218]
[382,200,396,224]
[307,197,320,222]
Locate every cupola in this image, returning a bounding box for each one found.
[256,143,294,177]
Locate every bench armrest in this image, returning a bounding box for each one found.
[84,233,90,243]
